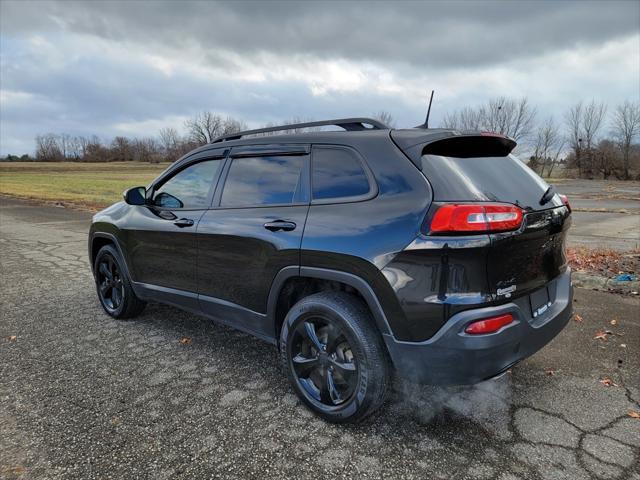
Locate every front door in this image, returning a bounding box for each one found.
[196,145,310,337]
[126,155,225,302]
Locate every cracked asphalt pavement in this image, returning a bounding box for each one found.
[1,197,639,480]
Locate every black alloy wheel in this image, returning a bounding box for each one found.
[290,317,359,406]
[97,253,124,312]
[281,292,390,423]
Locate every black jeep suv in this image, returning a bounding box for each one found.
[89,117,573,423]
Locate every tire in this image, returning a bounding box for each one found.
[279,292,390,423]
[93,244,146,319]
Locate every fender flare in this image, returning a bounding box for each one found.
[89,232,133,281]
[267,266,393,338]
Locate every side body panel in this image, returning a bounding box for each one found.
[301,134,432,341]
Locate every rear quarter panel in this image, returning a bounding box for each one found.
[301,135,432,340]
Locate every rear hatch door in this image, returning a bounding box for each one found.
[392,131,571,300]
[422,152,570,299]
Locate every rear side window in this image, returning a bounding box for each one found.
[152,159,222,209]
[221,155,305,207]
[312,147,371,201]
[421,154,551,211]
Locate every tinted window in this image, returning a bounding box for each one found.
[421,154,556,211]
[153,159,222,209]
[221,155,304,206]
[312,147,370,200]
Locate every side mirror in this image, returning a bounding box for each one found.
[123,186,147,205]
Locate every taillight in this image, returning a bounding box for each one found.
[465,313,514,334]
[429,203,523,234]
[559,194,571,212]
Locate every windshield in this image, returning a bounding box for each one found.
[420,154,562,211]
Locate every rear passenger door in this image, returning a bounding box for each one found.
[196,145,310,337]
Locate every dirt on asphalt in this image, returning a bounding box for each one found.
[1,197,639,480]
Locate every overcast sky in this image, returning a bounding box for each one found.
[1,0,639,155]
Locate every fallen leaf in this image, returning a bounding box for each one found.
[9,466,26,475]
[594,330,609,340]
[7,335,17,342]
[610,319,618,326]
[628,410,640,419]
[573,314,583,323]
[545,368,556,376]
[178,337,192,345]
[600,378,618,387]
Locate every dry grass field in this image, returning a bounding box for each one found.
[0,162,170,210]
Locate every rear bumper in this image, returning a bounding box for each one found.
[383,268,573,385]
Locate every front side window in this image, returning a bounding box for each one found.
[221,155,305,207]
[153,159,222,209]
[312,147,371,200]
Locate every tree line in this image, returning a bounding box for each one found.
[6,99,640,179]
[442,98,639,180]
[22,114,249,165]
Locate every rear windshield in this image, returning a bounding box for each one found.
[421,154,557,211]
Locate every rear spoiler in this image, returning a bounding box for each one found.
[390,129,517,169]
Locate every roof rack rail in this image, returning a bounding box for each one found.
[211,117,389,143]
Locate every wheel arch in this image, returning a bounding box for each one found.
[267,266,393,342]
[89,232,133,281]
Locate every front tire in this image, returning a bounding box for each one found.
[94,244,146,319]
[280,292,390,423]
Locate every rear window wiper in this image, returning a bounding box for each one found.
[539,185,556,206]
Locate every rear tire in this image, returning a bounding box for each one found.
[279,292,390,423]
[94,244,146,319]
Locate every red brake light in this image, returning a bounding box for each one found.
[480,131,506,138]
[558,194,571,212]
[465,313,514,334]
[430,203,523,234]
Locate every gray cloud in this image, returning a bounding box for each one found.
[3,0,639,68]
[1,0,639,155]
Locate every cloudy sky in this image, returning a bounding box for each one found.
[1,0,639,155]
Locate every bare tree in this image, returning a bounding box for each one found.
[67,136,83,160]
[221,117,247,135]
[531,117,565,177]
[441,97,535,142]
[372,111,395,128]
[85,136,109,163]
[442,106,483,131]
[565,102,584,176]
[111,136,132,162]
[131,137,161,163]
[58,133,72,159]
[581,100,608,177]
[75,136,90,160]
[479,97,536,142]
[35,134,63,161]
[184,111,224,145]
[159,127,181,160]
[612,101,640,179]
[594,139,621,179]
